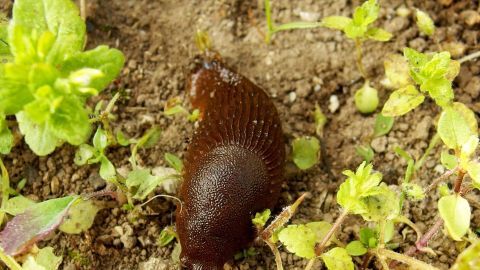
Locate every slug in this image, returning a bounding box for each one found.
[176,57,285,269]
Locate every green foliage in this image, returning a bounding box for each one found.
[158,226,176,247]
[438,195,471,241]
[373,114,394,137]
[0,0,125,155]
[291,136,320,170]
[451,240,480,270]
[441,150,457,170]
[164,153,183,173]
[321,247,354,270]
[0,195,36,216]
[22,247,62,270]
[354,81,379,114]
[313,104,327,136]
[382,85,424,117]
[415,9,435,36]
[0,116,13,154]
[125,168,172,200]
[355,145,374,163]
[401,183,425,201]
[234,247,258,260]
[438,107,476,152]
[322,0,391,42]
[277,222,334,259]
[59,199,101,234]
[359,227,378,248]
[346,240,367,256]
[252,209,271,228]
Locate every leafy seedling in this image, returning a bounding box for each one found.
[164,153,183,173]
[355,145,374,164]
[321,247,354,270]
[373,114,394,137]
[0,0,125,155]
[158,226,177,247]
[252,209,271,230]
[313,104,327,137]
[164,97,199,122]
[125,168,175,200]
[291,136,320,170]
[382,48,459,116]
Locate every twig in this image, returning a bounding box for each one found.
[354,39,368,80]
[315,210,348,255]
[458,50,480,64]
[80,0,87,21]
[265,240,284,270]
[377,248,440,270]
[453,170,466,193]
[424,167,457,194]
[304,258,316,270]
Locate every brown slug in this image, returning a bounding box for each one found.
[175,57,285,270]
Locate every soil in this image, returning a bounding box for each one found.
[1,0,480,269]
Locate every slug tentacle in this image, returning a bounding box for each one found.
[176,59,285,269]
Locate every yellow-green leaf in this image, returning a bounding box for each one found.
[438,107,473,151]
[382,85,424,117]
[415,9,435,36]
[438,195,470,241]
[321,247,354,270]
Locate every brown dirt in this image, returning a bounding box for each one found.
[1,0,480,269]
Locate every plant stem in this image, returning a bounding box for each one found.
[407,218,444,256]
[80,0,87,21]
[265,240,284,270]
[264,0,274,43]
[0,249,22,270]
[458,50,480,64]
[377,248,440,270]
[314,210,348,255]
[424,167,457,194]
[415,133,440,171]
[453,170,465,193]
[394,216,423,243]
[375,253,390,270]
[0,157,10,226]
[354,39,368,80]
[304,258,316,270]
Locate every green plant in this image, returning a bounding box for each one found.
[0,0,125,156]
[291,136,320,170]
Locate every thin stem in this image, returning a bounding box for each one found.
[379,220,387,248]
[394,216,423,243]
[453,170,466,193]
[415,133,440,171]
[265,240,284,270]
[408,218,444,256]
[0,249,22,270]
[377,248,440,270]
[354,39,368,80]
[304,258,316,270]
[0,158,10,226]
[264,0,274,43]
[80,0,87,21]
[424,167,457,194]
[375,253,390,270]
[315,210,348,255]
[458,50,480,64]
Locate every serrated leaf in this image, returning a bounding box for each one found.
[403,48,429,69]
[401,183,425,201]
[252,209,271,228]
[366,27,392,41]
[59,199,101,234]
[164,153,183,173]
[16,112,62,156]
[10,0,85,65]
[278,224,317,259]
[321,16,352,30]
[438,107,472,151]
[353,0,379,26]
[0,196,79,255]
[126,168,166,200]
[292,136,320,170]
[415,9,435,36]
[22,247,62,270]
[1,195,36,216]
[61,46,125,92]
[438,195,471,241]
[321,247,354,270]
[361,184,400,221]
[373,114,394,137]
[346,240,367,256]
[421,77,452,107]
[451,240,480,270]
[382,85,424,117]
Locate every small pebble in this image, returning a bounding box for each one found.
[328,95,339,113]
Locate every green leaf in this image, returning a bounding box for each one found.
[115,131,131,146]
[382,85,424,117]
[438,195,471,241]
[164,105,187,116]
[353,0,379,26]
[188,109,200,122]
[10,0,86,64]
[373,114,394,137]
[354,81,379,114]
[126,168,166,200]
[61,46,125,92]
[307,221,336,247]
[0,120,13,154]
[441,150,458,170]
[337,162,384,214]
[355,145,374,163]
[403,48,429,69]
[0,196,79,255]
[292,136,320,170]
[278,224,317,259]
[1,195,36,216]
[361,184,400,221]
[466,162,480,190]
[415,9,435,36]
[164,153,183,173]
[0,64,33,114]
[93,127,108,151]
[137,127,161,149]
[321,16,352,30]
[48,96,91,145]
[451,240,480,270]
[346,240,367,256]
[252,209,271,228]
[359,227,377,247]
[313,104,327,136]
[16,112,62,156]
[438,107,473,151]
[74,144,96,166]
[401,183,425,201]
[99,156,115,181]
[421,77,453,107]
[59,199,101,234]
[22,247,62,270]
[366,27,392,41]
[158,226,176,247]
[321,247,354,270]
[452,102,478,137]
[344,23,366,39]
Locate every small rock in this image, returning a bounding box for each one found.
[328,95,339,113]
[396,6,411,17]
[138,258,169,270]
[384,16,408,33]
[371,136,388,153]
[465,76,480,99]
[88,173,106,191]
[460,10,480,26]
[120,235,136,249]
[295,80,311,98]
[290,103,303,115]
[128,60,137,69]
[50,176,60,194]
[434,164,445,174]
[288,92,297,103]
[412,116,432,140]
[299,11,321,22]
[442,42,466,58]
